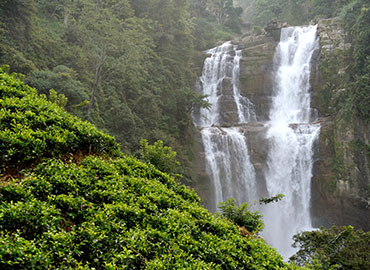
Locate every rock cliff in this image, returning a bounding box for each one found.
[236,29,277,120]
[192,18,369,230]
[311,17,370,230]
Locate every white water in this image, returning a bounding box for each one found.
[262,25,320,258]
[194,42,257,211]
[201,127,257,210]
[194,41,256,127]
[194,27,320,259]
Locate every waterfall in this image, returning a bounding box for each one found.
[194,41,256,127]
[262,25,320,258]
[201,127,257,211]
[193,42,258,212]
[194,26,320,259]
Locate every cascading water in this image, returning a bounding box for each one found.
[193,42,258,212]
[261,25,320,258]
[201,127,257,211]
[194,26,320,259]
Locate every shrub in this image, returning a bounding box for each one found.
[0,157,291,269]
[218,198,264,234]
[0,69,121,173]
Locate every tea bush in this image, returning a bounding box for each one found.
[0,157,299,269]
[0,69,301,269]
[0,69,120,173]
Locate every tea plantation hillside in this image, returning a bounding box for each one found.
[0,69,300,269]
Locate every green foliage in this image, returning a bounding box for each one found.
[0,0,36,42]
[48,89,68,108]
[0,45,37,74]
[205,0,243,32]
[290,226,370,270]
[352,71,370,122]
[218,198,264,234]
[139,139,180,175]
[0,0,245,185]
[259,194,285,205]
[0,70,120,173]
[352,6,370,121]
[0,71,297,269]
[241,0,360,27]
[25,65,88,109]
[0,156,292,269]
[247,0,309,26]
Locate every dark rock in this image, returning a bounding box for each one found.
[311,18,370,230]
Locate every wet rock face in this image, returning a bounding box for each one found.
[316,18,351,56]
[236,33,277,121]
[240,123,269,196]
[310,18,370,230]
[217,78,239,124]
[311,17,352,117]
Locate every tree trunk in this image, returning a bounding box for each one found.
[87,49,106,118]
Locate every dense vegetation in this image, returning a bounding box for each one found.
[235,0,365,27]
[218,198,264,234]
[1,1,369,268]
[0,0,244,184]
[0,67,120,175]
[1,0,367,182]
[1,66,368,269]
[291,226,370,270]
[0,69,301,269]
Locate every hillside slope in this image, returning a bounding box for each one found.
[0,69,299,269]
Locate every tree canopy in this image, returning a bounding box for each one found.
[290,226,370,270]
[0,0,244,184]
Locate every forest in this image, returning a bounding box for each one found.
[0,0,369,181]
[0,0,369,269]
[0,0,247,184]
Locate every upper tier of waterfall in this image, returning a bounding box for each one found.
[193,41,256,127]
[270,26,319,124]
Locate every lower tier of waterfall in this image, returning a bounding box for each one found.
[198,123,320,258]
[262,123,320,258]
[201,126,258,212]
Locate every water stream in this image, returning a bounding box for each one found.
[193,26,320,258]
[193,41,258,211]
[262,26,320,258]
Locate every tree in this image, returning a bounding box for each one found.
[259,194,285,204]
[189,0,209,17]
[343,2,370,121]
[207,0,242,27]
[48,89,68,108]
[25,65,88,109]
[290,226,370,270]
[78,1,122,118]
[0,0,36,42]
[35,0,69,18]
[73,0,153,122]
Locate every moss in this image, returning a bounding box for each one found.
[349,140,370,159]
[332,141,347,180]
[313,31,352,116]
[326,179,337,194]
